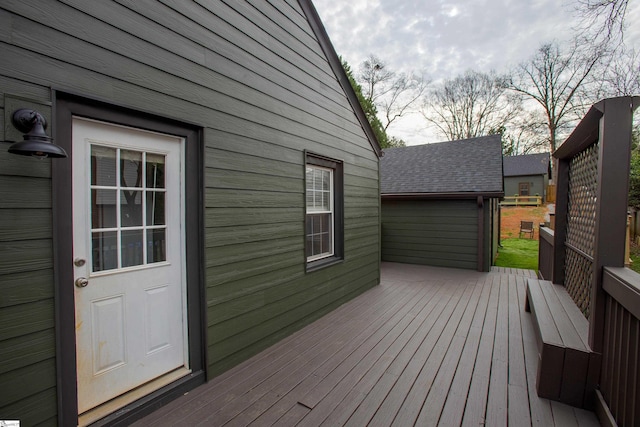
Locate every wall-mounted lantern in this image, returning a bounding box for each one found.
[8,108,67,159]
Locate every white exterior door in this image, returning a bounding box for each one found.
[72,117,188,414]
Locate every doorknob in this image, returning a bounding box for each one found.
[75,277,89,288]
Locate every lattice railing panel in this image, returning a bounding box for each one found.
[565,248,593,317]
[564,141,599,318]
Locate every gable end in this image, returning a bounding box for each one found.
[299,0,382,157]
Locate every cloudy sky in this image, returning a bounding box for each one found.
[312,0,640,145]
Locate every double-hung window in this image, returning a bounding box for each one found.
[305,153,343,270]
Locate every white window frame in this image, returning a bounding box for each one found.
[306,164,334,261]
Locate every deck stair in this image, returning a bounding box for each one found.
[525,278,600,408]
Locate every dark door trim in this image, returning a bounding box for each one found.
[52,92,205,426]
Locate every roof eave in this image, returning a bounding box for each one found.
[381,191,505,200]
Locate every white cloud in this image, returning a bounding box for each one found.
[442,5,460,18]
[312,0,640,145]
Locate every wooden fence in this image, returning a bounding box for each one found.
[547,184,556,203]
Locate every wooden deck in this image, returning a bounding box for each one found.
[134,263,600,426]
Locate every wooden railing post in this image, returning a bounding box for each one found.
[589,98,636,352]
[552,157,570,286]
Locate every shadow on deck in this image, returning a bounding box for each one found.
[134,262,599,426]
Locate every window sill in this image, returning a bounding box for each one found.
[306,255,343,273]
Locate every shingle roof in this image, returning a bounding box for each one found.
[503,153,550,177]
[380,135,504,195]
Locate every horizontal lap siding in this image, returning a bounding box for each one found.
[0,0,380,422]
[382,199,477,269]
[0,132,57,424]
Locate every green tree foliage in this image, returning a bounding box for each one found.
[341,58,404,148]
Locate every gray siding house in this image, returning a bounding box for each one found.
[0,1,381,425]
[381,136,504,271]
[503,152,551,200]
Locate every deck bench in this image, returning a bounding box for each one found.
[525,278,600,408]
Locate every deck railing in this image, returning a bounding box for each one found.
[500,195,542,206]
[600,267,640,426]
[544,96,639,425]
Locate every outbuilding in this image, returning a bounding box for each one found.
[0,2,381,425]
[503,152,551,202]
[381,136,504,271]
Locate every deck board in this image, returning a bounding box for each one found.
[508,275,532,426]
[392,283,475,426]
[415,276,486,427]
[317,282,450,426]
[365,282,466,426]
[133,263,601,427]
[462,274,499,427]
[486,275,509,427]
[437,273,493,426]
[210,285,422,426]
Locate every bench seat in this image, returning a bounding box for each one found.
[525,278,601,408]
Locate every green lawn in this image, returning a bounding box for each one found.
[630,243,640,274]
[495,238,539,270]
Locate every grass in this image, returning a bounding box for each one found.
[495,238,539,270]
[630,242,640,274]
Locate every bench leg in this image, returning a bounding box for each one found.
[537,345,565,400]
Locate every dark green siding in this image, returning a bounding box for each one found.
[0,1,380,424]
[0,139,57,424]
[381,199,478,270]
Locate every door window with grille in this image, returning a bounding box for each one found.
[90,145,168,272]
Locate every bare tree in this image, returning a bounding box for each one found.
[358,55,429,131]
[379,72,429,131]
[575,0,632,44]
[359,55,394,104]
[422,69,520,142]
[506,41,603,153]
[599,47,640,149]
[601,47,640,96]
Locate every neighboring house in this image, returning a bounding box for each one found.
[380,135,504,272]
[0,2,381,426]
[503,152,551,201]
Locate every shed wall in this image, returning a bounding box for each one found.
[381,199,478,270]
[0,1,380,424]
